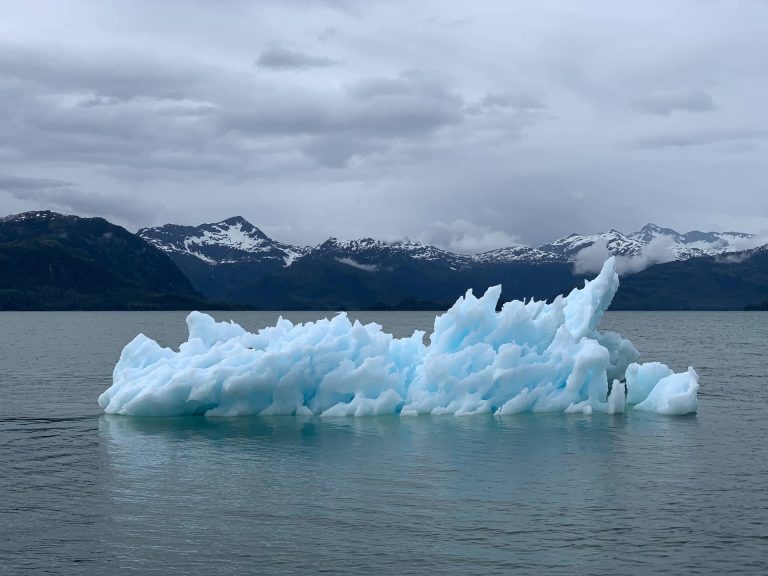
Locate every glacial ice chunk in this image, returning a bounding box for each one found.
[98,258,699,417]
[625,362,674,405]
[633,367,699,415]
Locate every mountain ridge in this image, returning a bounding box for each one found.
[0,210,213,310]
[139,216,756,268]
[4,210,767,310]
[136,214,767,310]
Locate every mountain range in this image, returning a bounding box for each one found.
[137,216,767,310]
[1,210,766,311]
[138,217,577,308]
[139,218,754,269]
[541,223,751,260]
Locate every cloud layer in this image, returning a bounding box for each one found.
[632,89,717,116]
[0,1,767,245]
[417,220,522,254]
[256,46,340,70]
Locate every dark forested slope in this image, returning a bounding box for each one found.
[0,211,208,310]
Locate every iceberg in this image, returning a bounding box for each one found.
[98,258,698,417]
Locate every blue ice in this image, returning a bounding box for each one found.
[98,258,698,417]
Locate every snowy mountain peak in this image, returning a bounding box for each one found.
[642,223,676,234]
[539,229,643,259]
[473,246,567,264]
[319,237,428,252]
[138,217,308,266]
[539,223,757,262]
[629,223,682,244]
[219,216,251,226]
[200,216,271,241]
[315,236,470,267]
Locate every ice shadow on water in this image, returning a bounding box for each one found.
[98,411,698,465]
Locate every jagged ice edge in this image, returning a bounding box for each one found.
[98,258,698,417]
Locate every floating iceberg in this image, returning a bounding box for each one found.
[98,258,698,417]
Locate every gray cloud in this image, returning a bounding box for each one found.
[480,91,546,111]
[0,174,74,191]
[632,89,717,116]
[223,73,464,139]
[219,71,466,166]
[0,173,164,225]
[256,46,339,70]
[0,43,199,101]
[301,135,387,168]
[416,220,522,254]
[634,128,768,149]
[1,0,768,246]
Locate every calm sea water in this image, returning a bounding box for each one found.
[1,311,767,575]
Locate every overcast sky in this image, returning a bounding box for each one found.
[1,0,767,251]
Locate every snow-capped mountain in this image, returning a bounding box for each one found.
[4,210,766,311]
[538,230,644,259]
[313,237,474,270]
[627,223,681,244]
[473,246,567,264]
[539,223,755,261]
[628,223,752,259]
[316,239,569,266]
[140,217,756,272]
[138,216,308,266]
[139,216,572,269]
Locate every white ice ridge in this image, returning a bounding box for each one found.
[98,258,699,417]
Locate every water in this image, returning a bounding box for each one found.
[1,311,767,575]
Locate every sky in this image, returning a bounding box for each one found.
[1,0,767,251]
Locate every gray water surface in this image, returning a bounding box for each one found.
[1,311,767,575]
